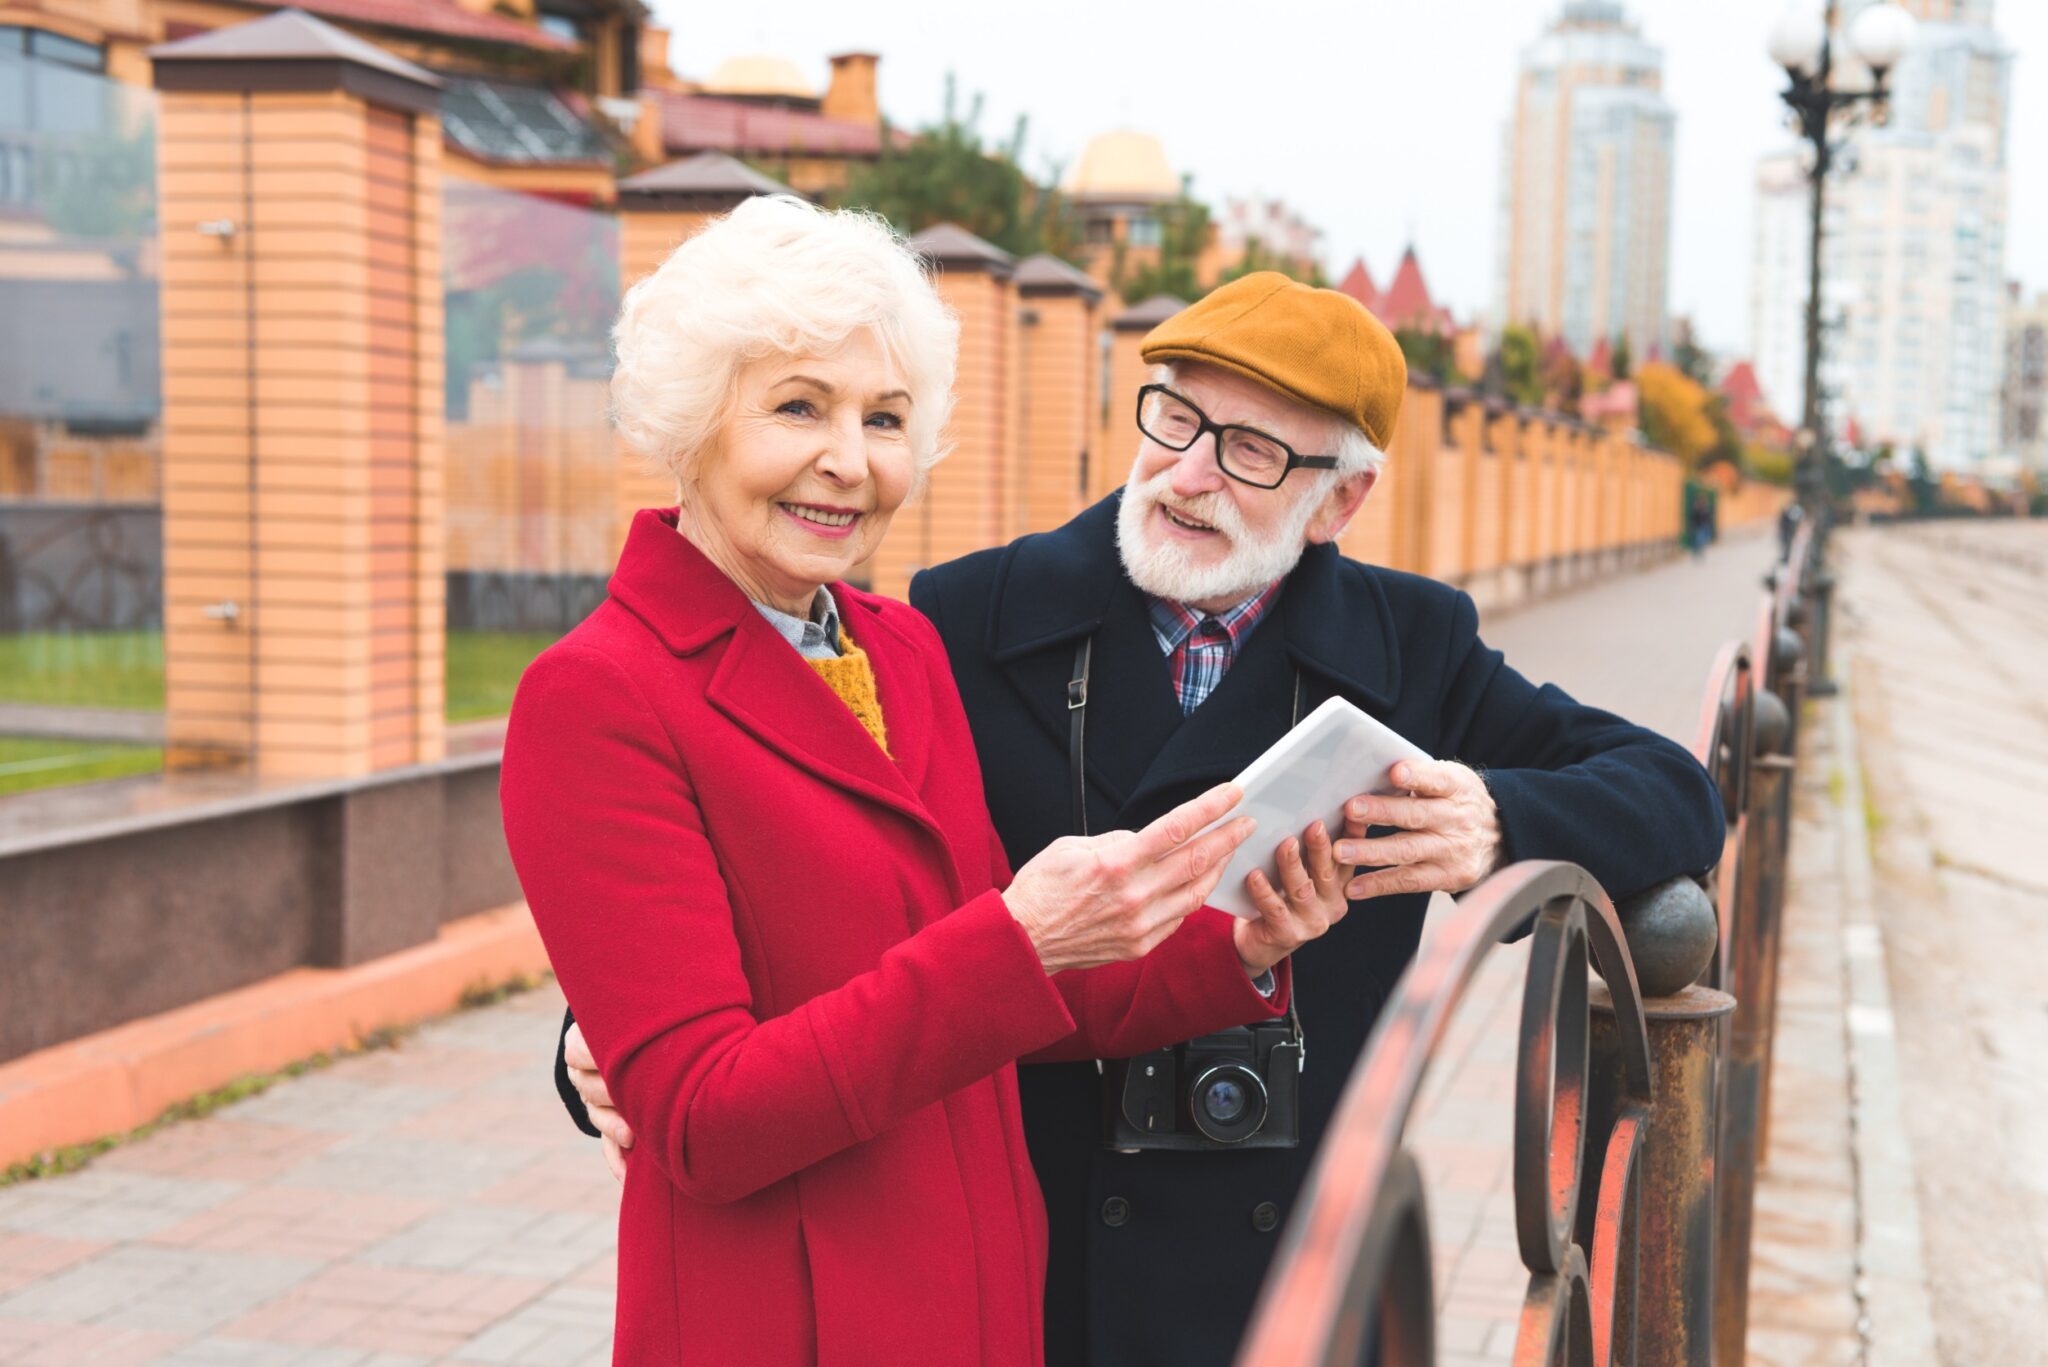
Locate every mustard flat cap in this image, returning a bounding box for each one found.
[1140,271,1406,450]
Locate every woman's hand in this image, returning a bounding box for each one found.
[1234,817,1359,978]
[564,1021,635,1183]
[1004,783,1257,975]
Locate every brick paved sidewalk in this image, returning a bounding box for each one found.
[0,531,1800,1366]
[0,987,618,1365]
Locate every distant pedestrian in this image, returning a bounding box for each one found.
[1687,491,1716,558]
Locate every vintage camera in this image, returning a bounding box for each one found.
[1101,1021,1301,1151]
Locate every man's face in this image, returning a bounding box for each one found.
[1115,362,1374,611]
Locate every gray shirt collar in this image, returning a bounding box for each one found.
[753,586,843,660]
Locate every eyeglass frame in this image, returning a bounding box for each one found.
[1133,383,1341,490]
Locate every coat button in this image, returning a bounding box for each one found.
[1101,1197,1131,1228]
[1251,1201,1280,1233]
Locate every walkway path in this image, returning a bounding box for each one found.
[1409,530,1790,1365]
[0,528,1854,1366]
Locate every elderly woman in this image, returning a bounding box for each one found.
[499,197,1342,1367]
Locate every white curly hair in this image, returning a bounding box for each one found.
[610,195,960,498]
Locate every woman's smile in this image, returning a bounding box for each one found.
[779,501,864,538]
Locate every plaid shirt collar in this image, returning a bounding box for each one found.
[1146,579,1285,714]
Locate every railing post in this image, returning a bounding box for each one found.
[1594,876,1731,1367]
[1713,686,1794,1366]
[1803,566,1838,697]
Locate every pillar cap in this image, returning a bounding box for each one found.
[907,223,1015,280]
[1014,253,1103,304]
[1111,293,1186,332]
[150,8,441,112]
[617,151,801,212]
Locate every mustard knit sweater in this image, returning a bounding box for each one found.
[807,631,889,755]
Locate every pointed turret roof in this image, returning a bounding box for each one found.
[1336,258,1381,313]
[1378,246,1441,332]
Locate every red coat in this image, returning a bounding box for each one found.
[500,509,1287,1366]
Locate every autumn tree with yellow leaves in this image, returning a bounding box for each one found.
[1634,362,1721,468]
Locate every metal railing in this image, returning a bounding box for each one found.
[1238,522,1824,1367]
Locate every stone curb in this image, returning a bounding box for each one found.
[1829,666,1940,1364]
[0,903,549,1170]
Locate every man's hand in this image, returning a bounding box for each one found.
[564,1022,635,1182]
[1233,818,1357,977]
[1335,759,1505,899]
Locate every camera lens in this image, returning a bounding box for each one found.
[1189,1064,1268,1144]
[1203,1079,1247,1123]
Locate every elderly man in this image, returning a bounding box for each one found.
[555,273,1724,1366]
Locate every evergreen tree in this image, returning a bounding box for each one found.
[833,75,1078,262]
[1109,183,1213,303]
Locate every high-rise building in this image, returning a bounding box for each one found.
[1749,151,1819,424]
[1494,1,1676,358]
[1749,1,2012,469]
[2003,284,2048,474]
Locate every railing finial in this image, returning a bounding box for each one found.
[1615,876,1717,998]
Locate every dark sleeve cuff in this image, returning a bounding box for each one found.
[555,1005,602,1139]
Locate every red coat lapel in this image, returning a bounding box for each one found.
[609,508,939,836]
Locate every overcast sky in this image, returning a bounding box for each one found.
[646,1,2048,360]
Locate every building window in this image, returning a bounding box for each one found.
[2,25,105,72]
[1127,216,1162,249]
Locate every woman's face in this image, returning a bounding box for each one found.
[683,330,917,614]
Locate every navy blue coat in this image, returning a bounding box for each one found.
[557,492,1724,1366]
[904,493,1724,1367]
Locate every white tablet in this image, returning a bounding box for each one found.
[1201,695,1432,920]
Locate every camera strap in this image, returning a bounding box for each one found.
[1068,633,1308,1065]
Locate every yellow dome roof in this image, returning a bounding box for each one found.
[703,55,815,100]
[1065,129,1180,200]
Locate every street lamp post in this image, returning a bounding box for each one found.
[1767,1,1916,524]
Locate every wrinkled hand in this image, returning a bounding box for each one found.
[1005,782,1257,974]
[564,1021,635,1183]
[1234,818,1358,977]
[1336,759,1504,899]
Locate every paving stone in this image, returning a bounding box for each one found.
[229,1080,452,1136]
[0,1172,246,1243]
[0,1245,318,1334]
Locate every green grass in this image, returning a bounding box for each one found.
[446,630,560,722]
[0,629,557,796]
[0,632,165,710]
[0,736,163,796]
[0,629,559,725]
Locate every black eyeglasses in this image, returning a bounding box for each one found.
[1134,384,1339,490]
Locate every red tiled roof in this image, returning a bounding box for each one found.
[1719,361,1784,437]
[1378,247,1442,332]
[1336,258,1380,313]
[227,0,575,52]
[658,91,906,159]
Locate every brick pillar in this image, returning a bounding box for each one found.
[153,11,443,779]
[1014,254,1102,535]
[1095,295,1185,506]
[865,224,1017,599]
[611,154,801,562]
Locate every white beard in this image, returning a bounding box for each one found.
[1114,459,1326,606]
